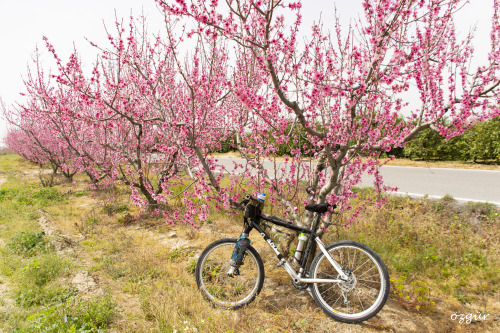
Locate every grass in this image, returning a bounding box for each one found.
[24,295,115,332]
[6,231,51,257]
[327,190,500,311]
[0,154,116,332]
[1,153,499,332]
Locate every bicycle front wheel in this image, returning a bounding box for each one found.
[195,238,265,309]
[309,240,390,323]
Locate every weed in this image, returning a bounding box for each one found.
[441,193,456,202]
[117,213,135,225]
[294,318,310,329]
[391,276,434,311]
[25,295,115,332]
[332,190,500,307]
[76,208,101,235]
[464,201,499,224]
[16,286,74,308]
[100,256,127,280]
[33,187,64,206]
[0,186,63,207]
[115,204,129,213]
[187,260,197,275]
[163,247,194,261]
[73,190,88,197]
[6,231,51,257]
[20,255,66,287]
[39,171,56,187]
[102,202,124,216]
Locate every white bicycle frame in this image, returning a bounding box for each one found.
[261,233,348,283]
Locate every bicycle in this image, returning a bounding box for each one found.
[195,195,390,323]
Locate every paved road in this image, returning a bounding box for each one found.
[218,158,500,205]
[361,166,500,205]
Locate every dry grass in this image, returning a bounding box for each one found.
[328,191,500,315]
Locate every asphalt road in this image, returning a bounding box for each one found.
[218,158,500,205]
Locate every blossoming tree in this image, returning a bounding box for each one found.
[159,0,500,233]
[4,1,500,233]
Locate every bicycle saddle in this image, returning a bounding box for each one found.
[304,203,336,213]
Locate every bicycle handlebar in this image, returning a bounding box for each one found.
[239,195,252,206]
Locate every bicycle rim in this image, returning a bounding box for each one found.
[311,242,389,322]
[196,240,263,309]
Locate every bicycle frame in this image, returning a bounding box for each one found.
[242,213,349,283]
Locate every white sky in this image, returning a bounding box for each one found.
[0,0,494,145]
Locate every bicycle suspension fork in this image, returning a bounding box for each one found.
[226,224,254,277]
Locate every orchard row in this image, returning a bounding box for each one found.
[3,0,500,230]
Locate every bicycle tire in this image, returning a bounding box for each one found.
[309,240,390,323]
[195,238,265,309]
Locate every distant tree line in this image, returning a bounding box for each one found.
[215,118,500,163]
[389,118,500,163]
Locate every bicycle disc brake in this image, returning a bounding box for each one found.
[337,268,357,293]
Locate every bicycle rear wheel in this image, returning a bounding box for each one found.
[309,240,390,323]
[195,238,265,309]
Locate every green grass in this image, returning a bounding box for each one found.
[6,231,51,257]
[0,185,65,207]
[0,155,116,332]
[24,295,115,333]
[0,154,33,173]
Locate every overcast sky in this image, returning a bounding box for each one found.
[0,0,494,145]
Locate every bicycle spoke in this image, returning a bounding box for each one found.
[358,278,380,284]
[351,248,357,270]
[356,292,366,310]
[311,242,389,322]
[357,265,377,279]
[320,284,336,296]
[331,294,342,307]
[357,288,376,299]
[197,240,263,309]
[357,272,379,280]
[358,281,379,291]
[352,258,371,273]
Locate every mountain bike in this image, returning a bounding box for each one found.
[195,195,390,323]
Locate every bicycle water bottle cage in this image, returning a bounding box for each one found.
[305,203,336,214]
